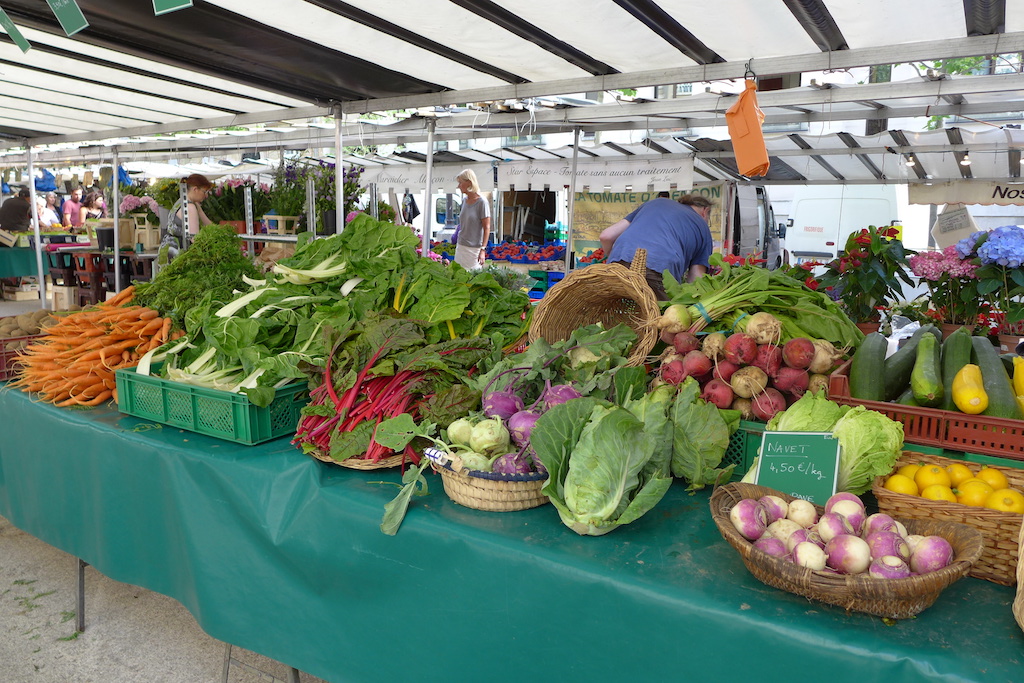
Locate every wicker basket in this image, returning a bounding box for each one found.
[424,448,548,512]
[871,451,1023,586]
[307,447,406,470]
[528,248,659,367]
[710,482,983,619]
[1015,521,1024,633]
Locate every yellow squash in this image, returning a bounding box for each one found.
[951,364,989,414]
[1013,356,1024,397]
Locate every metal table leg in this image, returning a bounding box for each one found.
[75,557,87,632]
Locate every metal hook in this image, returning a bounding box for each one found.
[744,60,756,80]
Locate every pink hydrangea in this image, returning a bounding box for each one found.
[908,246,977,281]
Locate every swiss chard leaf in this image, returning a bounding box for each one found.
[380,460,431,536]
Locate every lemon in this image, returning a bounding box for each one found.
[984,488,1024,513]
[975,466,1010,491]
[955,479,994,507]
[897,463,923,480]
[915,465,952,491]
[883,474,919,496]
[920,484,957,502]
[945,462,975,488]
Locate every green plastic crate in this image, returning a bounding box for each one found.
[115,366,308,445]
[724,420,765,480]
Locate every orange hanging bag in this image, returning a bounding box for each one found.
[726,79,770,177]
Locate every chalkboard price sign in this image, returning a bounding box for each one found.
[754,431,841,504]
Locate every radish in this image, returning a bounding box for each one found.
[730,498,767,540]
[673,331,701,355]
[702,332,727,360]
[752,343,783,377]
[869,555,912,580]
[773,366,809,396]
[730,366,767,398]
[782,337,816,370]
[656,304,691,334]
[753,536,789,559]
[743,311,783,345]
[730,397,754,421]
[724,332,758,365]
[659,328,677,345]
[712,359,741,383]
[680,349,712,378]
[661,359,685,385]
[786,498,818,528]
[751,387,786,421]
[700,378,734,409]
[910,536,954,574]
[825,534,872,574]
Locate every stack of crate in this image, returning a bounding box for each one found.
[73,252,105,306]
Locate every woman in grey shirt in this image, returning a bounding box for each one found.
[454,169,490,271]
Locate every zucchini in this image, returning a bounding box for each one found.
[939,327,974,411]
[910,333,944,407]
[896,386,920,406]
[971,336,1024,420]
[882,324,942,401]
[849,332,888,401]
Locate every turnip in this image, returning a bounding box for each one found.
[656,304,691,334]
[673,331,701,355]
[862,513,899,538]
[766,518,804,544]
[894,520,909,539]
[469,417,511,453]
[743,311,783,345]
[712,359,741,383]
[491,451,533,475]
[869,555,912,580]
[807,373,830,395]
[864,530,910,562]
[910,536,954,574]
[702,332,727,360]
[825,534,872,574]
[542,383,582,408]
[792,541,827,570]
[757,495,789,524]
[751,387,787,421]
[828,499,866,535]
[807,338,845,375]
[661,359,685,385]
[507,410,541,447]
[700,378,734,409]
[785,528,812,552]
[730,397,755,421]
[781,337,816,370]
[824,492,865,515]
[773,366,809,396]
[786,498,818,528]
[752,343,783,378]
[905,534,926,555]
[482,390,524,421]
[815,511,854,543]
[681,350,712,379]
[730,366,768,398]
[724,332,758,365]
[753,536,789,559]
[446,418,474,446]
[730,498,767,540]
[455,450,493,472]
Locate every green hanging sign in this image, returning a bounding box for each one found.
[0,8,31,53]
[753,431,841,505]
[46,0,88,37]
[153,0,193,16]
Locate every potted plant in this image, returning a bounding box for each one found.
[817,224,917,331]
[119,193,161,226]
[908,244,981,335]
[202,178,272,227]
[268,160,365,234]
[950,226,1024,349]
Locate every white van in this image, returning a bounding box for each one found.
[784,185,900,264]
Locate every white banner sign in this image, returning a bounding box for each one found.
[930,203,981,248]
[359,163,492,194]
[909,180,1024,206]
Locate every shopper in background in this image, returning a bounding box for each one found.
[44,192,61,223]
[453,168,490,271]
[62,186,84,229]
[169,173,214,240]
[0,188,33,232]
[78,192,105,224]
[37,195,61,228]
[599,194,714,300]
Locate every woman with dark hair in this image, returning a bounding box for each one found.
[78,192,105,224]
[170,173,214,239]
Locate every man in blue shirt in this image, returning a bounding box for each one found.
[600,194,714,299]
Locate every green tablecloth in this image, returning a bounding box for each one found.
[0,387,1021,682]
[0,247,38,278]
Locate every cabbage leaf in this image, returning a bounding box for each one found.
[669,377,735,489]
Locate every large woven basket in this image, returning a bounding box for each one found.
[1015,520,1024,633]
[871,451,1023,585]
[424,448,548,512]
[710,482,983,619]
[528,249,659,367]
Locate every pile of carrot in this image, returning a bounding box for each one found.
[10,286,183,407]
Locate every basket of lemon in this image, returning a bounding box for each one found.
[874,451,1024,586]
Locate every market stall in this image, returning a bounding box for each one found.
[0,247,38,279]
[0,388,1020,683]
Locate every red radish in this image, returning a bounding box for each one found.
[774,366,809,396]
[673,331,701,354]
[713,359,741,383]
[782,337,816,370]
[701,378,734,408]
[752,343,783,377]
[681,349,712,378]
[723,332,757,365]
[659,328,677,345]
[693,371,713,386]
[751,387,787,421]
[661,359,685,385]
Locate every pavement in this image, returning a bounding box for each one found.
[1,297,330,683]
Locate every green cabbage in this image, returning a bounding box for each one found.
[766,389,849,432]
[830,406,904,494]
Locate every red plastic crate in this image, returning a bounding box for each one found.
[829,360,1024,461]
[0,334,43,381]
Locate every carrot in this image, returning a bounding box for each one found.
[76,390,113,407]
[104,285,135,307]
[137,308,160,321]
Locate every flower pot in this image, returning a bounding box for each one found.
[996,334,1022,353]
[855,321,880,335]
[222,220,247,234]
[939,322,975,339]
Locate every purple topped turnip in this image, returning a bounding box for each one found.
[757,495,789,525]
[815,511,854,543]
[508,410,541,447]
[492,451,533,475]
[864,530,910,562]
[825,534,872,574]
[792,541,827,570]
[482,390,524,421]
[753,536,789,559]
[786,498,818,528]
[909,536,954,574]
[868,555,912,580]
[828,499,866,535]
[542,383,582,409]
[824,492,865,515]
[730,498,767,541]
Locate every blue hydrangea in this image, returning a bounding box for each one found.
[955,230,987,259]
[977,225,1024,268]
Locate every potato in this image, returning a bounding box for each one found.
[15,313,34,331]
[5,327,28,338]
